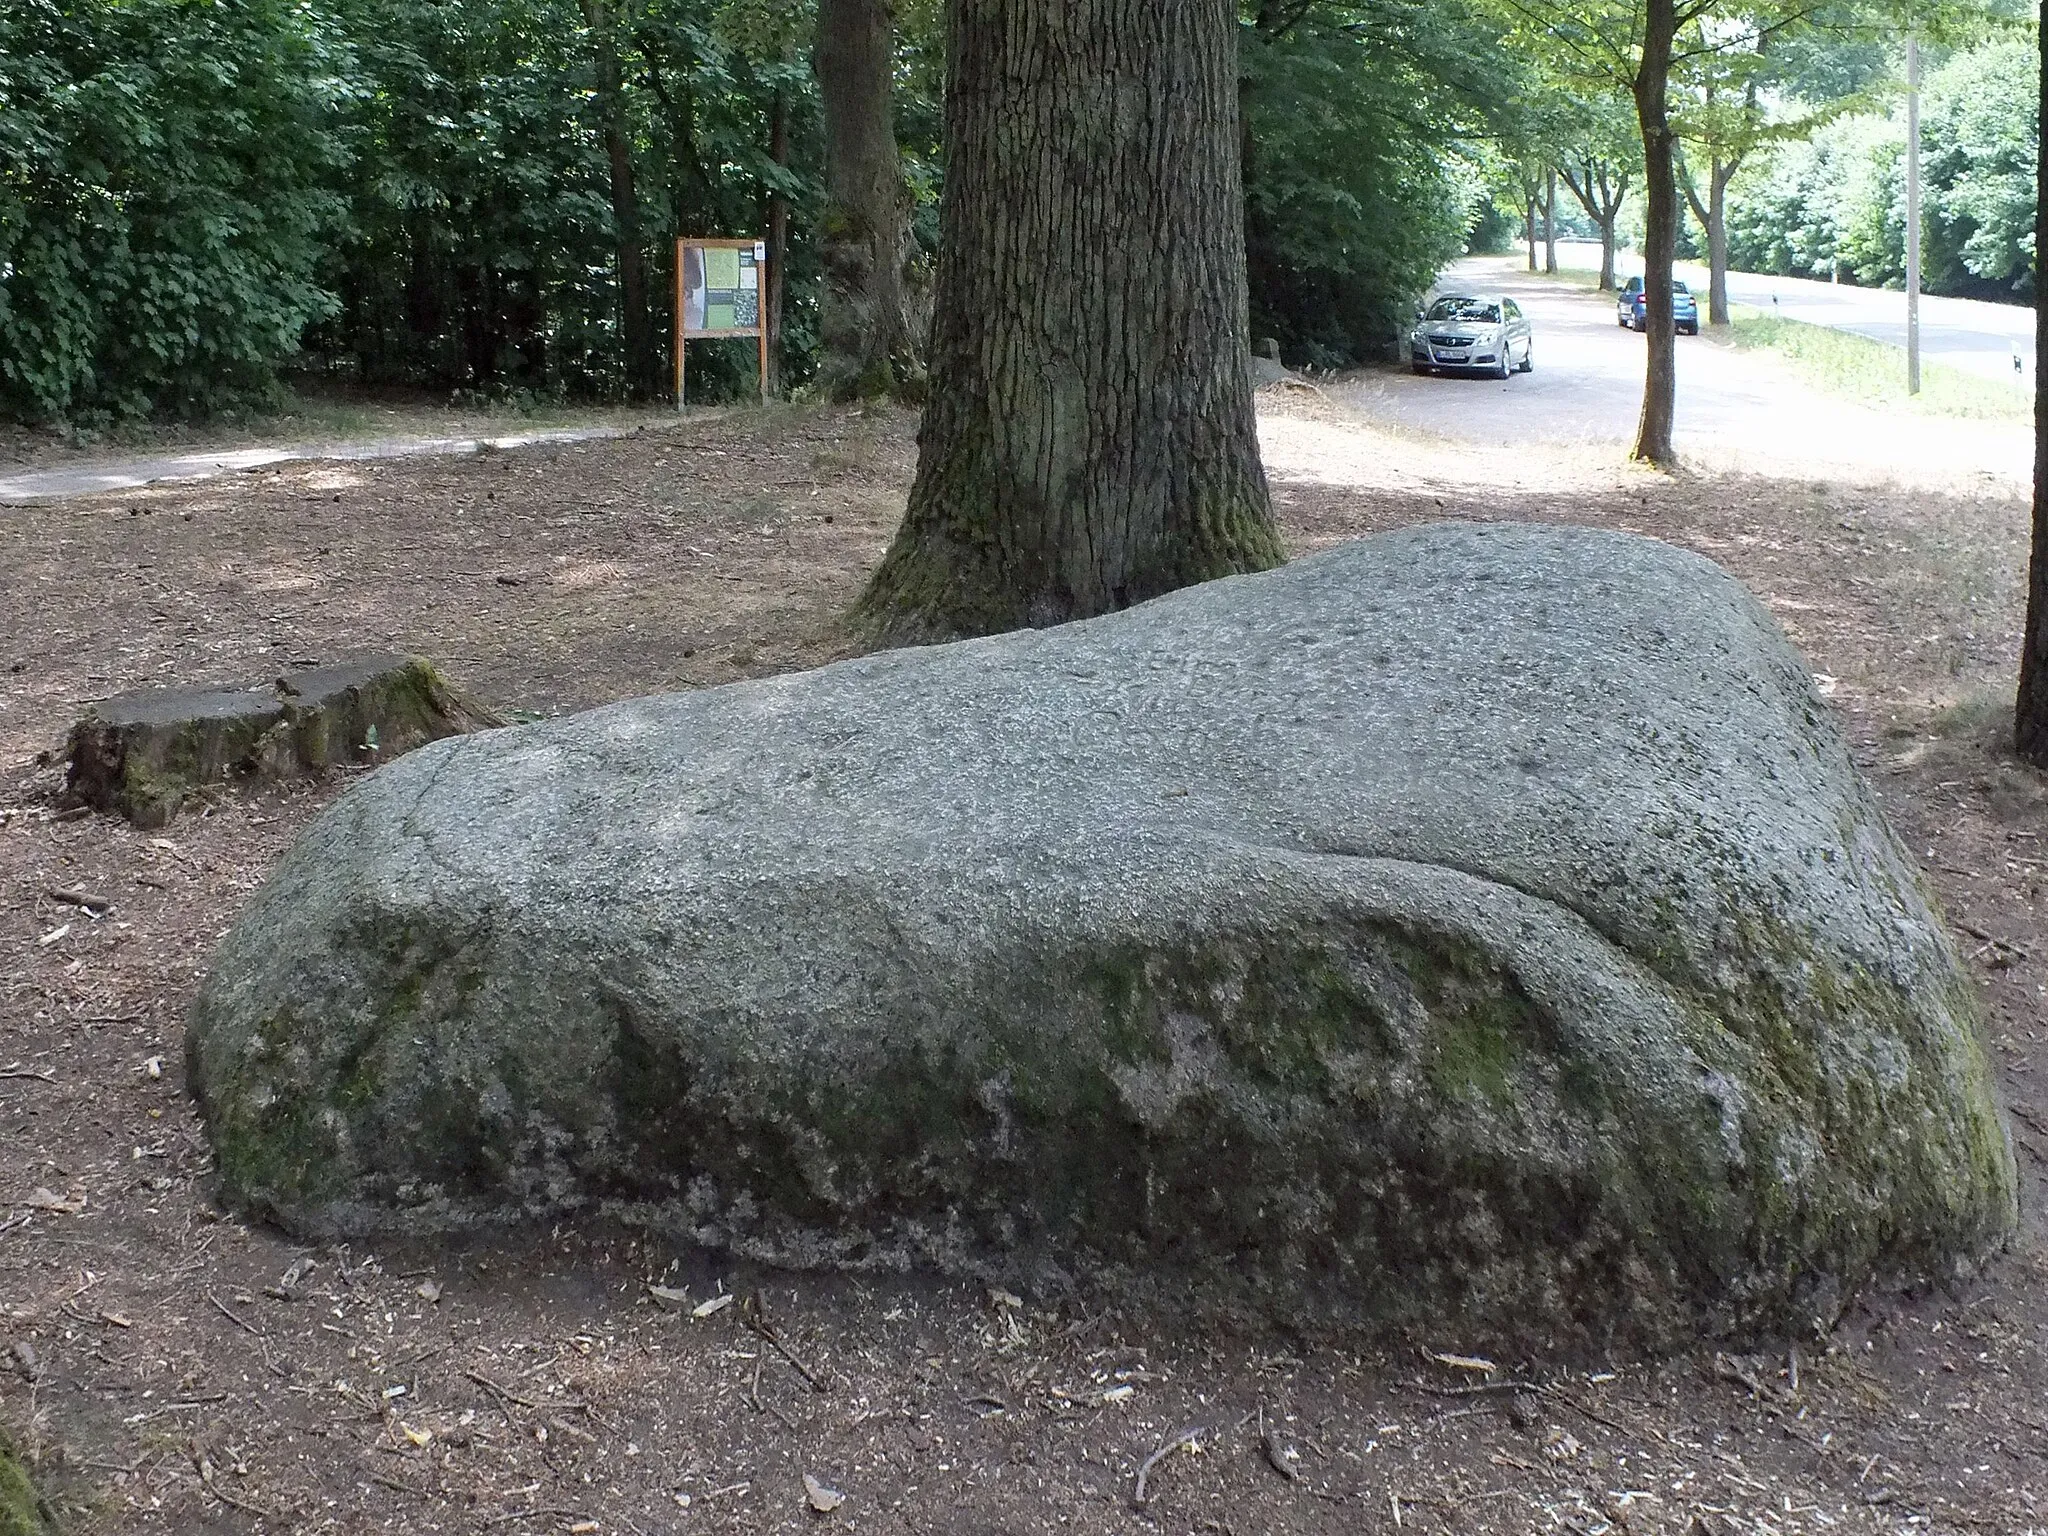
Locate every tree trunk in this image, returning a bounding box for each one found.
[1707,159,1734,325]
[1544,168,1558,274]
[1630,0,1678,467]
[765,89,790,397]
[586,0,654,400]
[1525,195,1538,271]
[1562,164,1623,291]
[856,0,1281,643]
[1683,157,1738,326]
[813,0,921,401]
[2014,12,2048,762]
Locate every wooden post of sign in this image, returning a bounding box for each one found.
[756,241,769,404]
[675,236,769,414]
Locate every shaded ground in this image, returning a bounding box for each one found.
[1,394,2044,1535]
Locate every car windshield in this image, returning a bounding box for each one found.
[1425,297,1500,323]
[1672,282,1691,295]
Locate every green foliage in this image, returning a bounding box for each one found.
[310,0,827,402]
[1241,0,1501,366]
[0,0,349,424]
[1724,32,2036,301]
[0,1430,54,1536]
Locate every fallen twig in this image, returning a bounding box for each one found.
[464,1369,538,1413]
[1402,1378,1528,1398]
[483,1506,583,1526]
[46,886,113,915]
[1132,1422,1208,1508]
[201,1480,278,1521]
[0,1065,56,1084]
[1957,920,2029,958]
[367,1471,431,1500]
[208,1291,265,1337]
[740,1293,828,1394]
[1542,1385,1630,1435]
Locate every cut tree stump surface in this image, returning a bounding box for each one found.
[64,654,504,827]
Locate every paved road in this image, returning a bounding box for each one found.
[1332,255,2026,485]
[1552,239,2034,386]
[0,424,637,505]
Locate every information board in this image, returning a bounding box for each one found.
[675,236,769,411]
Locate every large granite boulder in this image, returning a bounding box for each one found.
[187,524,2018,1348]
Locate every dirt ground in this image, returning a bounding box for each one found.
[2,391,2045,1536]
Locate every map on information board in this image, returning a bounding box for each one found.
[682,241,763,335]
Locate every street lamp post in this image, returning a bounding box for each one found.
[1906,36,1921,395]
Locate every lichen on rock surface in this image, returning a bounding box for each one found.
[186,523,2018,1350]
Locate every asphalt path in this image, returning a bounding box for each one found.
[1553,239,2034,386]
[1333,255,2026,486]
[0,424,635,505]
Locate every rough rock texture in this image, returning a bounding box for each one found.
[187,524,2018,1348]
[66,656,504,826]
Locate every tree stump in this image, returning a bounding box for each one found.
[63,656,506,827]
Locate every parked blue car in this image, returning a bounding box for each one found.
[1617,275,1700,335]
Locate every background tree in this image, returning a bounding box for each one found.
[1676,57,1762,325]
[1239,0,1506,366]
[813,0,923,399]
[1674,24,1868,326]
[2013,14,2047,764]
[0,0,348,423]
[857,0,1281,642]
[1556,96,1638,288]
[312,0,828,403]
[585,0,659,396]
[1544,166,1561,271]
[1488,0,1898,463]
[1722,29,2033,301]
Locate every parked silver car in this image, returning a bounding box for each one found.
[1409,294,1533,378]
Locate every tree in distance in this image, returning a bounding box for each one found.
[813,0,925,400]
[2013,11,2048,763]
[1556,96,1638,291]
[855,0,1283,643]
[1487,0,1964,463]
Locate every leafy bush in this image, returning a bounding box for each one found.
[0,0,349,423]
[1242,2,1493,366]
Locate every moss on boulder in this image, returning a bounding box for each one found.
[0,1432,55,1536]
[186,524,2018,1351]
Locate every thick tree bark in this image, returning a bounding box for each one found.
[857,0,1281,643]
[585,0,655,399]
[1525,194,1539,271]
[2015,14,2048,763]
[1543,167,1558,274]
[1631,0,1679,466]
[814,0,922,401]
